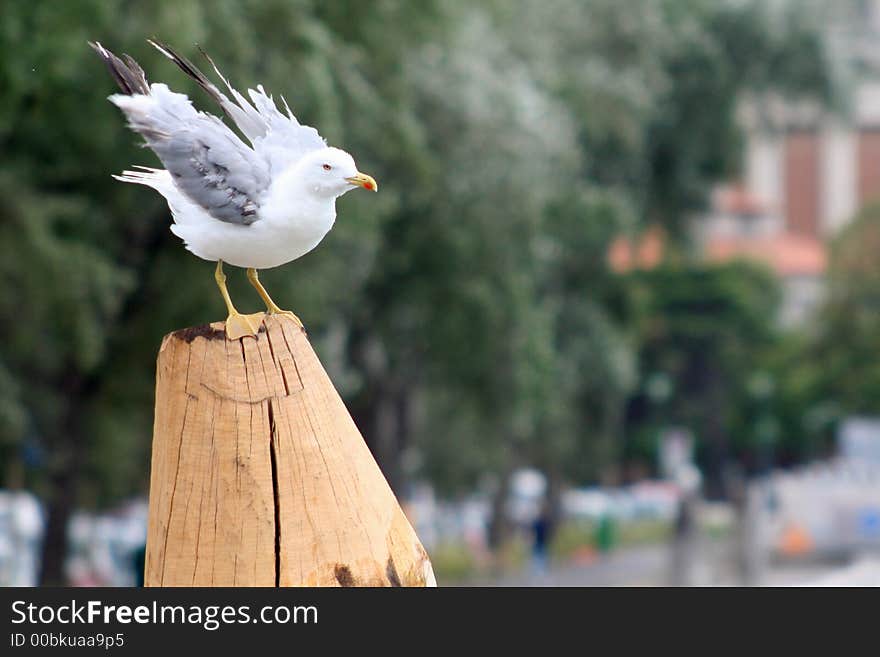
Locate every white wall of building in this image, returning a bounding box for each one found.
[855,81,880,127]
[820,122,857,236]
[746,132,783,216]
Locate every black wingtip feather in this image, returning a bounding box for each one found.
[90,41,150,95]
[148,39,226,108]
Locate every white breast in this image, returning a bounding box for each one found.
[170,204,336,270]
[115,165,338,270]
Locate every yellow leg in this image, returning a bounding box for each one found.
[246,268,304,328]
[215,260,264,339]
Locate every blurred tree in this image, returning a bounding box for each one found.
[475,0,831,523]
[748,204,880,468]
[643,0,833,237]
[760,333,837,466]
[772,203,880,460]
[818,203,880,410]
[0,0,835,581]
[492,0,832,238]
[0,0,444,583]
[623,263,781,497]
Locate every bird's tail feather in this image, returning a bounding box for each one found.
[112,167,168,190]
[89,41,150,96]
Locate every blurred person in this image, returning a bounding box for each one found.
[530,499,554,577]
[133,544,146,587]
[0,491,43,586]
[670,463,702,586]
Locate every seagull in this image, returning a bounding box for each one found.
[90,40,378,339]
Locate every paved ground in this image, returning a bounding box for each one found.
[462,545,674,587]
[764,556,880,586]
[459,542,876,587]
[514,546,670,587]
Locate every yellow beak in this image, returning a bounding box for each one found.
[345,172,378,192]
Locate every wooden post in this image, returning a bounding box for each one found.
[145,315,435,587]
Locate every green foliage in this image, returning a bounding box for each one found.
[768,203,880,461]
[623,262,782,484]
[427,542,479,583]
[818,202,880,411]
[644,0,832,235]
[550,518,674,560]
[0,0,832,522]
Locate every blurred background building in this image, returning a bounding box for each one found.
[613,0,880,326]
[715,2,880,335]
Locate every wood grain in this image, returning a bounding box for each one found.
[145,316,435,587]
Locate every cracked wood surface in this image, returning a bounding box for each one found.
[145,315,436,587]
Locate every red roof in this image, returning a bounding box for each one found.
[608,227,827,277]
[704,232,827,276]
[608,226,666,273]
[713,183,768,216]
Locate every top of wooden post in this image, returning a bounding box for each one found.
[146,315,435,587]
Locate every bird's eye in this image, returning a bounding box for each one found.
[322,163,332,171]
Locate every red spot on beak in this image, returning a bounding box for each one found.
[363,181,374,191]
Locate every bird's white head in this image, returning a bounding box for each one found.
[299,147,378,198]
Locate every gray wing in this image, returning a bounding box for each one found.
[149,41,326,176]
[93,42,270,225]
